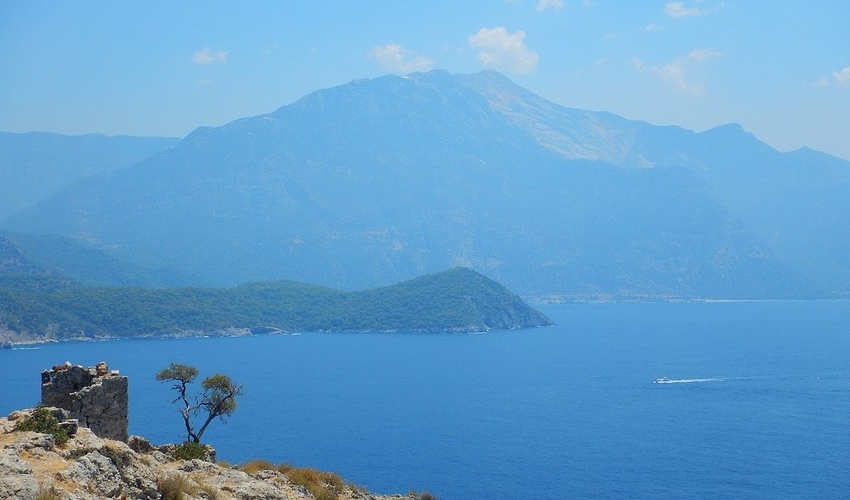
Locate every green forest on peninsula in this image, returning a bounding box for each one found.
[0,267,552,344]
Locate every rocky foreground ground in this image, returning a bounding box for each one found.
[1,407,426,500]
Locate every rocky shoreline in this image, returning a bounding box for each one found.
[1,407,428,500]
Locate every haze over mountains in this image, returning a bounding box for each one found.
[0,132,178,220]
[3,70,849,300]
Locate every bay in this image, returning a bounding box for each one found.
[2,301,850,499]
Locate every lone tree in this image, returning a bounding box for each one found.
[156,362,244,443]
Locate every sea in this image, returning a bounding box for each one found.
[3,301,850,500]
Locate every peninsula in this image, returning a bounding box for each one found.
[0,267,553,345]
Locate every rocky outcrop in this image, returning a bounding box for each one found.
[41,362,129,441]
[1,407,422,500]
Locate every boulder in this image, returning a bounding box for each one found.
[0,448,39,500]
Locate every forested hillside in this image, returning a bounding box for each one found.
[0,268,552,345]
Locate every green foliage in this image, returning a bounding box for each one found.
[172,441,209,461]
[0,268,550,341]
[14,406,69,446]
[156,363,199,385]
[201,374,240,417]
[157,363,244,444]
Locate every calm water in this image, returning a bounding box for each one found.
[3,301,850,499]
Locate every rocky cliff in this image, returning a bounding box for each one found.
[1,407,424,500]
[41,362,129,442]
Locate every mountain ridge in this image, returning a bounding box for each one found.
[2,70,848,299]
[0,131,179,220]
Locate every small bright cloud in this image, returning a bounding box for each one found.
[634,49,721,96]
[833,66,850,85]
[468,27,539,74]
[193,47,228,64]
[658,61,702,95]
[644,23,664,32]
[536,0,563,11]
[688,48,722,62]
[664,1,715,18]
[370,43,435,73]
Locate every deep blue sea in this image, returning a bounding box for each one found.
[3,301,850,499]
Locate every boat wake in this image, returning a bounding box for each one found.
[653,376,724,384]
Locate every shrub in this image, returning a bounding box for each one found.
[98,445,132,471]
[157,474,197,500]
[14,407,69,446]
[66,445,131,471]
[172,441,208,461]
[408,491,439,500]
[36,485,61,500]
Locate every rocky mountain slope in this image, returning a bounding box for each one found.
[0,230,196,290]
[0,132,178,220]
[1,407,423,500]
[4,70,849,299]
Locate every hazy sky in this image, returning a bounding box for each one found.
[2,1,848,160]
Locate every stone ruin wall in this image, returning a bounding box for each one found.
[41,361,129,442]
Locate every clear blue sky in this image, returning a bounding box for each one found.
[2,1,848,160]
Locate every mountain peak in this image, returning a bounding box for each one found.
[4,72,846,298]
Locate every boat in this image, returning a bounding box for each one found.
[653,377,672,384]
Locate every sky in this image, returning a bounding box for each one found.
[1,1,848,160]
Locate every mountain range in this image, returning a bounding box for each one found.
[0,132,178,220]
[3,70,849,300]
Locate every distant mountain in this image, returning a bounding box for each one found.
[3,70,848,299]
[0,268,552,344]
[0,230,198,290]
[0,132,179,219]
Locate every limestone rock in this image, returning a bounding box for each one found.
[0,448,39,500]
[69,375,129,441]
[1,408,420,500]
[60,451,124,497]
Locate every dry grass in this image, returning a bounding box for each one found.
[197,480,222,500]
[157,473,199,500]
[408,491,439,500]
[238,459,276,474]
[237,459,358,500]
[35,485,62,500]
[278,464,347,500]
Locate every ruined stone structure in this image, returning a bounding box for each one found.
[41,361,129,442]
